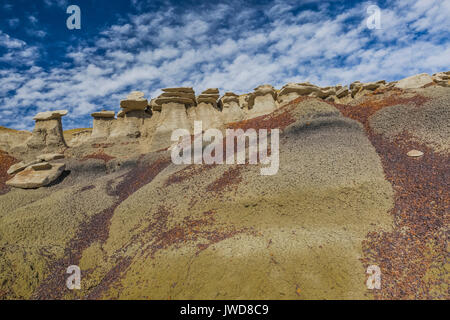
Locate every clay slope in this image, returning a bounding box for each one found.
[0,85,448,300]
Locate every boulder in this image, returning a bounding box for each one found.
[120,91,148,111]
[6,163,66,189]
[91,110,116,140]
[33,110,68,121]
[395,73,433,89]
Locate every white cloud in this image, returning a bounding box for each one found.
[1,0,449,130]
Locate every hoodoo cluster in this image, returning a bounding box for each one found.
[4,70,449,190]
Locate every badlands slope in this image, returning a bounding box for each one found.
[0,75,448,300]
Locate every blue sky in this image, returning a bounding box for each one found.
[0,0,449,131]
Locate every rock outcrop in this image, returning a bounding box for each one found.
[0,126,31,152]
[246,84,278,118]
[90,110,115,140]
[110,92,151,139]
[150,88,194,151]
[219,92,244,123]
[25,110,68,151]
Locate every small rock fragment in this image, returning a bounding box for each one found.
[407,150,424,157]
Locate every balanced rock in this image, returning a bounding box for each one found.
[113,92,153,139]
[350,81,363,97]
[120,91,148,111]
[150,88,193,151]
[362,80,386,91]
[6,162,66,189]
[395,73,433,89]
[26,110,68,151]
[192,89,223,129]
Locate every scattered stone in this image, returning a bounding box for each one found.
[33,110,68,121]
[120,91,148,111]
[6,163,66,189]
[407,150,424,157]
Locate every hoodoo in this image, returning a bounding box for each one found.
[26,110,68,151]
[150,87,194,151]
[246,84,278,118]
[110,91,150,139]
[193,88,223,129]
